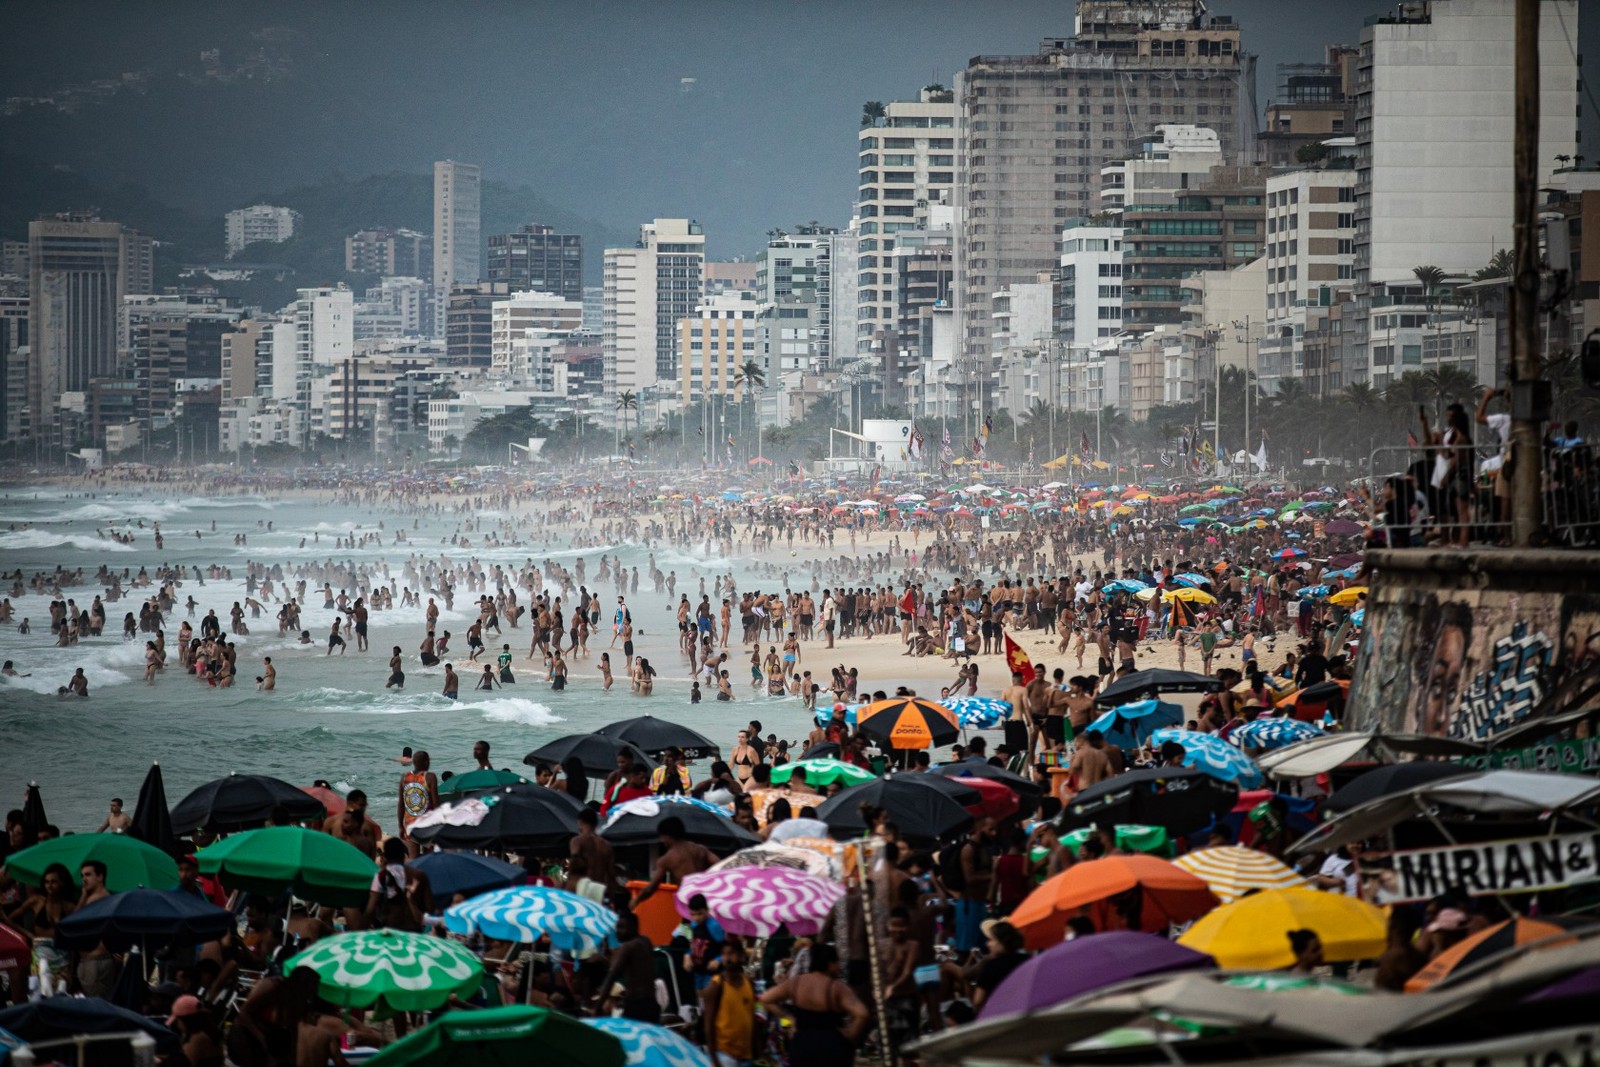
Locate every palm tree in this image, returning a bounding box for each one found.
[1413,264,1446,303]
[615,390,639,452]
[861,101,886,128]
[1422,365,1480,422]
[733,360,766,401]
[1474,249,1514,281]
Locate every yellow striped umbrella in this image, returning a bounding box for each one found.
[1328,585,1368,607]
[1171,846,1307,904]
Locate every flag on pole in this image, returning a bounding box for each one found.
[1002,631,1035,684]
[982,414,993,439]
[1251,583,1265,618]
[1169,596,1192,633]
[1251,431,1268,473]
[870,463,881,487]
[909,427,924,460]
[941,426,953,462]
[1027,436,1035,468]
[1079,430,1092,457]
[972,435,984,459]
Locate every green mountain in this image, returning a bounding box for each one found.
[0,153,627,310]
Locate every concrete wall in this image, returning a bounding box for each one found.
[1349,549,1600,742]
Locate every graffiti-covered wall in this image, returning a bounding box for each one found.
[1348,549,1600,740]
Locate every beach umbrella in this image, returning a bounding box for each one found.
[444,886,618,956]
[1058,824,1169,857]
[979,932,1214,1019]
[584,1017,709,1067]
[952,777,1021,821]
[1057,767,1237,837]
[5,835,178,893]
[855,696,959,750]
[1297,584,1333,600]
[1149,729,1263,788]
[812,704,859,729]
[196,826,375,907]
[1170,846,1307,904]
[599,796,759,852]
[594,716,720,760]
[1273,547,1308,559]
[0,997,177,1057]
[1322,762,1474,814]
[285,928,484,1011]
[1178,887,1387,969]
[1009,855,1217,949]
[1230,718,1324,751]
[129,762,176,855]
[169,773,327,834]
[768,758,875,789]
[676,866,845,938]
[768,817,834,843]
[1328,585,1368,607]
[1084,699,1184,751]
[1324,519,1365,537]
[364,1005,624,1067]
[1350,608,1365,627]
[1171,573,1210,589]
[1405,916,1592,991]
[1095,668,1222,708]
[1102,578,1149,594]
[797,741,841,761]
[19,783,47,842]
[928,761,1044,797]
[943,695,1013,729]
[300,785,347,817]
[1273,679,1350,720]
[437,769,532,797]
[53,888,233,952]
[814,778,972,845]
[407,851,526,901]
[711,844,837,880]
[523,734,655,776]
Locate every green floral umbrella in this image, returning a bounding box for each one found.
[363,1005,625,1067]
[5,834,179,893]
[197,826,374,907]
[285,929,484,1011]
[437,769,531,797]
[769,758,876,788]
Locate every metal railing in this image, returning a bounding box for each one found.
[1365,441,1599,548]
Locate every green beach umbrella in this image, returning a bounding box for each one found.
[197,826,374,907]
[768,758,876,788]
[285,929,484,1012]
[363,1005,625,1067]
[4,834,179,893]
[437,769,531,797]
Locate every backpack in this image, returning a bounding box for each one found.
[937,837,968,894]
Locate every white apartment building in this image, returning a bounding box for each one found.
[364,276,435,340]
[427,390,544,454]
[433,161,482,329]
[1258,158,1356,392]
[219,398,304,452]
[1098,125,1225,216]
[678,292,762,403]
[1060,222,1124,344]
[490,291,583,379]
[225,204,300,258]
[1353,0,1578,377]
[602,218,705,409]
[857,90,957,356]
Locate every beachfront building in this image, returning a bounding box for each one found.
[490,290,584,387]
[345,228,432,277]
[602,218,705,416]
[224,204,300,258]
[433,160,482,334]
[486,224,584,303]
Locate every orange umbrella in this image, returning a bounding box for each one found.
[1404,916,1589,991]
[855,697,959,750]
[1009,855,1218,949]
[300,785,346,816]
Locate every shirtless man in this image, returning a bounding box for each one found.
[1068,731,1115,789]
[570,809,618,902]
[261,657,276,691]
[328,790,381,859]
[1000,671,1033,761]
[441,664,459,699]
[631,816,715,906]
[74,861,114,995]
[386,646,405,689]
[96,798,132,834]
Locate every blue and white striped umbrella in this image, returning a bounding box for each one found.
[1150,728,1263,788]
[443,885,616,957]
[601,795,727,829]
[1102,578,1149,595]
[1349,608,1366,627]
[813,704,862,728]
[1297,585,1333,600]
[1172,573,1210,589]
[1230,718,1324,751]
[584,1017,710,1067]
[943,696,1013,729]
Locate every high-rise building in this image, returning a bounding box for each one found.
[486,224,584,303]
[26,213,154,443]
[1098,125,1226,216]
[445,280,512,368]
[857,88,957,358]
[120,293,242,430]
[355,276,435,343]
[602,218,704,406]
[345,229,432,277]
[1059,222,1124,345]
[432,160,482,326]
[1257,47,1358,167]
[1352,0,1579,381]
[490,290,584,381]
[220,319,264,404]
[225,204,301,258]
[956,1,1257,364]
[0,294,28,441]
[678,292,763,408]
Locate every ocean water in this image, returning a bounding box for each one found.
[0,486,807,832]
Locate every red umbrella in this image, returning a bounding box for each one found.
[300,786,347,816]
[954,777,1020,821]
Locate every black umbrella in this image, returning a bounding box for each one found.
[1095,669,1223,708]
[1323,762,1476,815]
[599,798,760,853]
[799,741,841,761]
[814,778,973,846]
[524,734,656,777]
[410,784,583,853]
[1056,767,1239,837]
[0,996,179,1063]
[406,852,526,900]
[168,773,328,834]
[594,716,720,760]
[893,773,982,806]
[929,761,1044,797]
[130,761,177,855]
[109,951,148,1011]
[54,889,234,952]
[20,782,47,841]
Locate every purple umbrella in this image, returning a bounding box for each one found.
[1324,519,1365,537]
[978,931,1215,1019]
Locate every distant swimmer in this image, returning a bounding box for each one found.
[60,667,88,697]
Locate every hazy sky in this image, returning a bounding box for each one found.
[4,1,1595,257]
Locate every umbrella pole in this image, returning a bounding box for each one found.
[856,841,895,1067]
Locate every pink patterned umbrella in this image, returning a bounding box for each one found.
[674,866,845,938]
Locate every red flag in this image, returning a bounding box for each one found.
[1003,631,1035,684]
